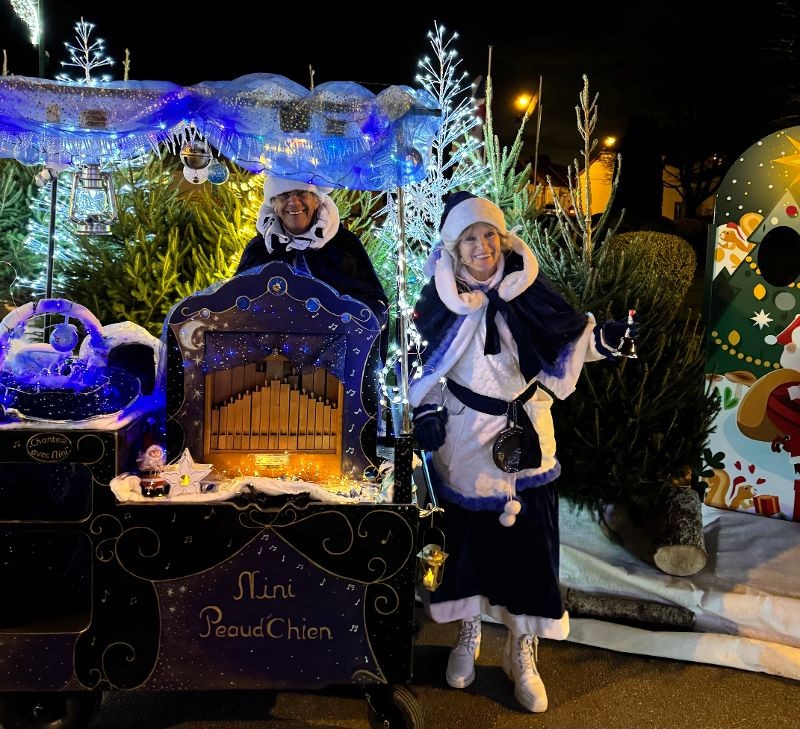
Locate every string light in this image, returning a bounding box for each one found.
[9,0,40,46]
[55,18,114,85]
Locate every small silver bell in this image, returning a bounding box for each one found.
[613,308,638,359]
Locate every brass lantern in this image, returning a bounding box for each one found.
[416,541,448,592]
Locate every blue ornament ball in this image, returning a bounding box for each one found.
[49,323,79,353]
[207,159,230,185]
[236,296,251,311]
[340,312,351,323]
[305,297,320,312]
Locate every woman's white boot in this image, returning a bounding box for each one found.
[502,633,548,712]
[445,615,482,688]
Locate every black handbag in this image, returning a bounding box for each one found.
[492,400,542,473]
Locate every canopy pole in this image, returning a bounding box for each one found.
[45,175,57,300]
[393,184,413,502]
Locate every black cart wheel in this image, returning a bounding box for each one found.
[366,684,424,729]
[0,691,101,729]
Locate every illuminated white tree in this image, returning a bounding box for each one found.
[371,21,486,422]
[56,17,114,84]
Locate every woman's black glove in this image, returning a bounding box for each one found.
[412,405,448,451]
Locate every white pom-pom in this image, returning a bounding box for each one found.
[499,512,516,527]
[504,499,521,515]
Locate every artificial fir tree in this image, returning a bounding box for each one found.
[42,153,260,334]
[525,76,720,516]
[471,47,540,226]
[0,159,38,306]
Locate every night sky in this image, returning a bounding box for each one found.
[0,2,794,165]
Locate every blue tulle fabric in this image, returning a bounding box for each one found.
[0,73,441,191]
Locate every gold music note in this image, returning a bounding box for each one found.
[101,589,111,603]
[319,578,326,586]
[203,508,216,520]
[380,530,393,545]
[346,583,355,591]
[130,596,137,606]
[171,512,177,523]
[184,535,193,544]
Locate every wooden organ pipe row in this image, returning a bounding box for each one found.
[207,358,340,452]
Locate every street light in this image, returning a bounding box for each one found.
[9,0,45,77]
[514,92,539,117]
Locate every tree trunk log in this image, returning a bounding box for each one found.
[652,485,707,576]
[564,588,695,630]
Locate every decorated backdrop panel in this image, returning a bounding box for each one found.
[705,126,800,522]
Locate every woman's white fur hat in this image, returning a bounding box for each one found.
[439,191,507,250]
[263,176,334,202]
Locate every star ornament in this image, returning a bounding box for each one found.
[773,134,800,189]
[160,448,213,496]
[751,309,773,329]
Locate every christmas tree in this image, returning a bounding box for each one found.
[525,77,720,514]
[54,153,259,334]
[0,159,38,306]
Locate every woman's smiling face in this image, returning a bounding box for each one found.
[456,222,501,281]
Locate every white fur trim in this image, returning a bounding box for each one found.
[496,233,539,301]
[256,195,340,252]
[440,197,507,249]
[408,315,482,407]
[433,251,488,314]
[262,176,333,203]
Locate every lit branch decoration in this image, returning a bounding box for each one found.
[9,0,40,45]
[56,17,114,84]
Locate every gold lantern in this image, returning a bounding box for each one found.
[416,540,448,592]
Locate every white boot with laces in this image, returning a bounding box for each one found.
[502,632,548,713]
[445,615,482,688]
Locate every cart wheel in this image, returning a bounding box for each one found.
[0,691,101,729]
[365,685,424,729]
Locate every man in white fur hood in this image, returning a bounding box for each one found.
[236,176,388,355]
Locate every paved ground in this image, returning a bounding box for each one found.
[78,605,798,729]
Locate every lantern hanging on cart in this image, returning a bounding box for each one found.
[416,538,448,592]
